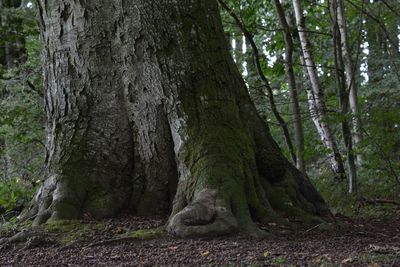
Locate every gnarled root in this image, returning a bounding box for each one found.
[166,189,239,237]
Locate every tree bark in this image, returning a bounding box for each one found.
[335,0,362,162]
[331,0,358,193]
[22,0,331,237]
[292,0,346,181]
[233,32,245,75]
[272,0,306,174]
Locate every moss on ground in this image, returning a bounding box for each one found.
[44,220,105,245]
[123,227,164,240]
[44,220,82,233]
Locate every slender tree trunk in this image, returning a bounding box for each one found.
[233,33,245,75]
[245,39,260,92]
[273,0,305,174]
[335,0,362,163]
[292,0,346,181]
[331,0,358,193]
[22,0,331,237]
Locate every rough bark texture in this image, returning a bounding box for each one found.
[22,0,331,237]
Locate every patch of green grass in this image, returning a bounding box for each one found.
[270,256,289,266]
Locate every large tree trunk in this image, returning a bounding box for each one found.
[22,0,331,237]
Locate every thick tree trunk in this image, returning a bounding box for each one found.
[292,0,346,181]
[22,0,331,237]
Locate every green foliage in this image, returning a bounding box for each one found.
[0,2,43,218]
[312,167,399,217]
[220,0,400,217]
[270,255,289,266]
[0,177,37,212]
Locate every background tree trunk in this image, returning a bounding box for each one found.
[273,0,305,174]
[292,0,347,181]
[233,33,245,75]
[331,0,358,193]
[335,0,362,163]
[23,0,331,237]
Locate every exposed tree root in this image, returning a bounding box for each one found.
[167,189,239,237]
[0,227,47,249]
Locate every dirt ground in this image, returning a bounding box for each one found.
[0,214,399,266]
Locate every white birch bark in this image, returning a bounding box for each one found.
[336,0,363,163]
[292,0,346,180]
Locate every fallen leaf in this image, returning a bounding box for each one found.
[342,257,353,263]
[201,250,210,256]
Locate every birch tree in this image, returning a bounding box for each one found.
[292,0,346,180]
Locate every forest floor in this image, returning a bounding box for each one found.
[0,213,399,266]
